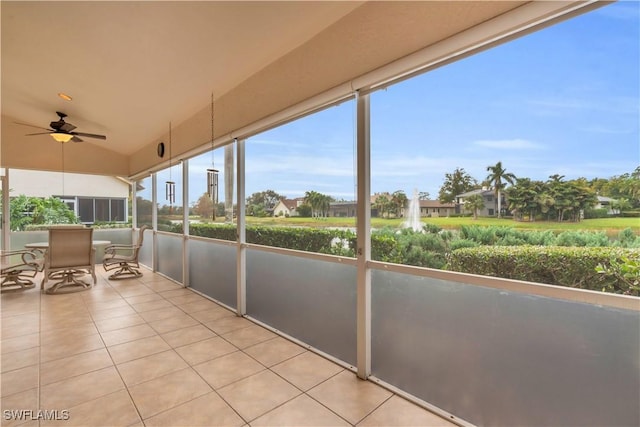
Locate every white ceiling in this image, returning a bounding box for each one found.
[1,1,363,156]
[2,1,601,177]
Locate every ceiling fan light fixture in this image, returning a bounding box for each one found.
[57,92,72,101]
[51,132,73,143]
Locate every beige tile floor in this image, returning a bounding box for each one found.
[1,267,456,427]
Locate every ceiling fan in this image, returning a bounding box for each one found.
[16,111,107,143]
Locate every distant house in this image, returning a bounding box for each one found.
[595,196,619,215]
[329,201,357,217]
[456,188,504,217]
[417,200,456,217]
[329,198,455,218]
[273,198,305,217]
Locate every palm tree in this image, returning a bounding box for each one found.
[391,190,408,218]
[373,193,392,218]
[304,191,333,218]
[304,191,321,218]
[486,161,516,218]
[464,194,485,220]
[319,194,333,217]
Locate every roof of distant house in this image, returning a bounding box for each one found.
[419,200,456,208]
[597,196,616,203]
[278,198,300,210]
[456,189,494,198]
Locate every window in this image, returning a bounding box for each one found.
[78,198,94,223]
[187,145,236,240]
[245,100,356,253]
[111,199,125,222]
[136,177,153,228]
[156,162,183,233]
[77,197,127,224]
[95,199,110,222]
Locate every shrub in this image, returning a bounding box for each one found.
[555,230,610,247]
[369,234,401,263]
[523,230,557,246]
[620,211,640,218]
[92,222,132,229]
[248,227,347,252]
[187,223,237,240]
[616,228,640,248]
[596,255,640,296]
[439,230,455,241]
[423,223,442,234]
[447,246,640,294]
[395,231,447,268]
[460,225,506,245]
[495,234,528,246]
[186,223,355,253]
[583,208,610,219]
[449,238,479,251]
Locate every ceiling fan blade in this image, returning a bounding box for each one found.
[71,136,83,143]
[15,122,53,132]
[72,132,106,140]
[25,132,53,136]
[60,122,76,132]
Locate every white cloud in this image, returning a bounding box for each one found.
[577,125,635,135]
[528,96,639,116]
[246,154,354,177]
[472,139,544,150]
[541,161,638,180]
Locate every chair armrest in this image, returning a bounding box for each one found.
[105,244,135,249]
[104,245,136,256]
[1,249,43,259]
[1,249,43,271]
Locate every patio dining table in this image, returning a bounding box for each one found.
[24,240,111,249]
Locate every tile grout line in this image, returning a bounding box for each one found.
[103,277,159,426]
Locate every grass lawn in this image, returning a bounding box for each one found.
[240,215,639,234]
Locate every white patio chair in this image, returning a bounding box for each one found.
[1,249,43,292]
[41,227,96,294]
[103,225,150,280]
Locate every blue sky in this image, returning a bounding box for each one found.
[172,1,639,206]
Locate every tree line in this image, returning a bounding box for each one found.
[187,163,639,221]
[438,163,640,222]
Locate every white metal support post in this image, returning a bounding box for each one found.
[182,160,189,288]
[151,173,158,272]
[1,170,10,251]
[356,91,372,379]
[236,139,247,316]
[131,180,137,229]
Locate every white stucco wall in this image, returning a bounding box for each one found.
[7,169,129,198]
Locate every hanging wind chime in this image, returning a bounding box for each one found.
[165,122,175,209]
[207,93,219,220]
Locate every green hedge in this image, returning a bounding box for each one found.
[185,223,351,253]
[185,223,407,261]
[186,223,237,241]
[248,227,346,252]
[583,208,610,219]
[447,246,640,294]
[181,223,639,294]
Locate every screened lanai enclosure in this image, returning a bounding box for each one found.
[2,1,639,426]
